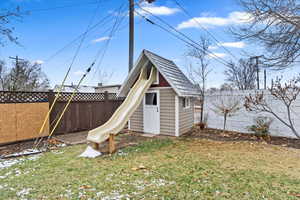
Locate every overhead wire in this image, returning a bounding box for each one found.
[22,1,101,14]
[135,9,231,66]
[34,0,104,148]
[89,3,128,82]
[44,13,115,63]
[172,0,239,61]
[135,4,232,66]
[36,3,128,148]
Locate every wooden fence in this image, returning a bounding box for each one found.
[49,92,124,134]
[0,91,124,144]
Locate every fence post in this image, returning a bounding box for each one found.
[48,89,55,107]
[104,91,109,121]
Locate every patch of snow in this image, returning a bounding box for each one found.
[5,149,42,157]
[79,146,102,158]
[52,150,64,154]
[0,154,41,169]
[132,179,176,191]
[96,191,104,197]
[0,171,12,179]
[27,154,41,161]
[0,158,23,169]
[101,190,130,200]
[16,188,31,197]
[57,143,67,147]
[117,150,128,156]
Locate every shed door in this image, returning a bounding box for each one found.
[143,91,160,134]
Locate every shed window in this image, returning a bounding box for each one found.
[182,97,190,109]
[145,93,157,105]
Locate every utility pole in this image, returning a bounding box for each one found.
[264,69,267,90]
[250,56,263,90]
[128,0,155,72]
[128,0,134,72]
[9,55,25,68]
[8,55,25,91]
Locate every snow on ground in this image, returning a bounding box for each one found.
[4,148,41,157]
[0,153,41,169]
[79,146,102,158]
[16,188,32,198]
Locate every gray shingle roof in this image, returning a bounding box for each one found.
[118,49,200,97]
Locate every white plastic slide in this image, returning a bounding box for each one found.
[86,66,157,146]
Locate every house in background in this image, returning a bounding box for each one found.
[95,84,121,93]
[53,83,121,94]
[53,84,97,93]
[118,50,199,136]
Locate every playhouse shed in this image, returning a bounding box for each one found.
[118,50,199,136]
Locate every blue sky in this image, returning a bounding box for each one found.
[0,0,298,88]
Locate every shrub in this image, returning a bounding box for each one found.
[248,116,273,136]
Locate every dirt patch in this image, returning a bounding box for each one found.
[0,131,154,157]
[94,132,155,154]
[185,127,300,149]
[53,131,88,145]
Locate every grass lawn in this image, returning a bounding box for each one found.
[0,136,300,199]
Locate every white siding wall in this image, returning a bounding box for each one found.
[129,88,176,136]
[179,97,194,135]
[159,88,176,136]
[204,90,300,139]
[129,102,143,132]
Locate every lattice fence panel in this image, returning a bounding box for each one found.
[107,93,125,101]
[55,92,106,102]
[0,91,124,103]
[0,91,48,103]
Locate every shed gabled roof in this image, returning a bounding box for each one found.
[118,49,200,97]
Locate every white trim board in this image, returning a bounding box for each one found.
[175,95,179,137]
[148,87,172,90]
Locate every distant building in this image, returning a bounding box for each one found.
[95,83,121,93]
[54,83,121,93]
[53,84,96,93]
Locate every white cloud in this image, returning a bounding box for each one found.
[91,36,110,43]
[219,41,246,48]
[74,70,85,76]
[177,11,252,29]
[208,45,218,50]
[207,52,227,59]
[209,41,246,50]
[33,60,44,65]
[137,3,179,16]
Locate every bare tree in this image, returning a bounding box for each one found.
[220,83,234,91]
[0,60,7,90]
[211,95,241,131]
[0,7,22,46]
[97,69,114,85]
[244,76,300,138]
[224,58,256,90]
[2,59,49,91]
[233,0,300,68]
[186,37,212,123]
[207,87,218,93]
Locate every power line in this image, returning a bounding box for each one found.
[23,1,101,14]
[135,8,231,66]
[172,0,239,61]
[90,4,128,82]
[44,10,117,63]
[66,0,104,73]
[34,0,104,146]
[136,4,232,66]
